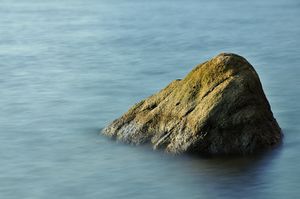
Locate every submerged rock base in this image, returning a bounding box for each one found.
[102,53,282,155]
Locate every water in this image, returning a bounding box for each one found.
[0,0,299,198]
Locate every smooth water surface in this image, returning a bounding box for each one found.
[0,0,300,198]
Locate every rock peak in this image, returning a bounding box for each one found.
[217,52,242,57]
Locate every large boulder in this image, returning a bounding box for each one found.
[102,53,282,155]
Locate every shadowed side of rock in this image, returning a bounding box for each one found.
[102,53,282,155]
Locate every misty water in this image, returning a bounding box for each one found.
[0,0,300,198]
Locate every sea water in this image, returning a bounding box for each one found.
[0,0,300,198]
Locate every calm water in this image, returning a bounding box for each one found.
[0,0,299,198]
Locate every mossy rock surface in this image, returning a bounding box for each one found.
[102,53,282,155]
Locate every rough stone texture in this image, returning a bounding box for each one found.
[102,53,282,155]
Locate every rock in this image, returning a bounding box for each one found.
[102,53,282,155]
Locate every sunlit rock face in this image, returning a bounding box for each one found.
[102,53,282,155]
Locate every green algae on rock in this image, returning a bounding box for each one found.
[102,53,282,155]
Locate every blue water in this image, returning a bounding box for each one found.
[0,0,299,198]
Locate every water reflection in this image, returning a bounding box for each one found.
[180,148,283,199]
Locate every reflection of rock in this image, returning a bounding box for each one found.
[102,53,282,155]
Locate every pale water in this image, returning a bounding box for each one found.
[0,0,300,198]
